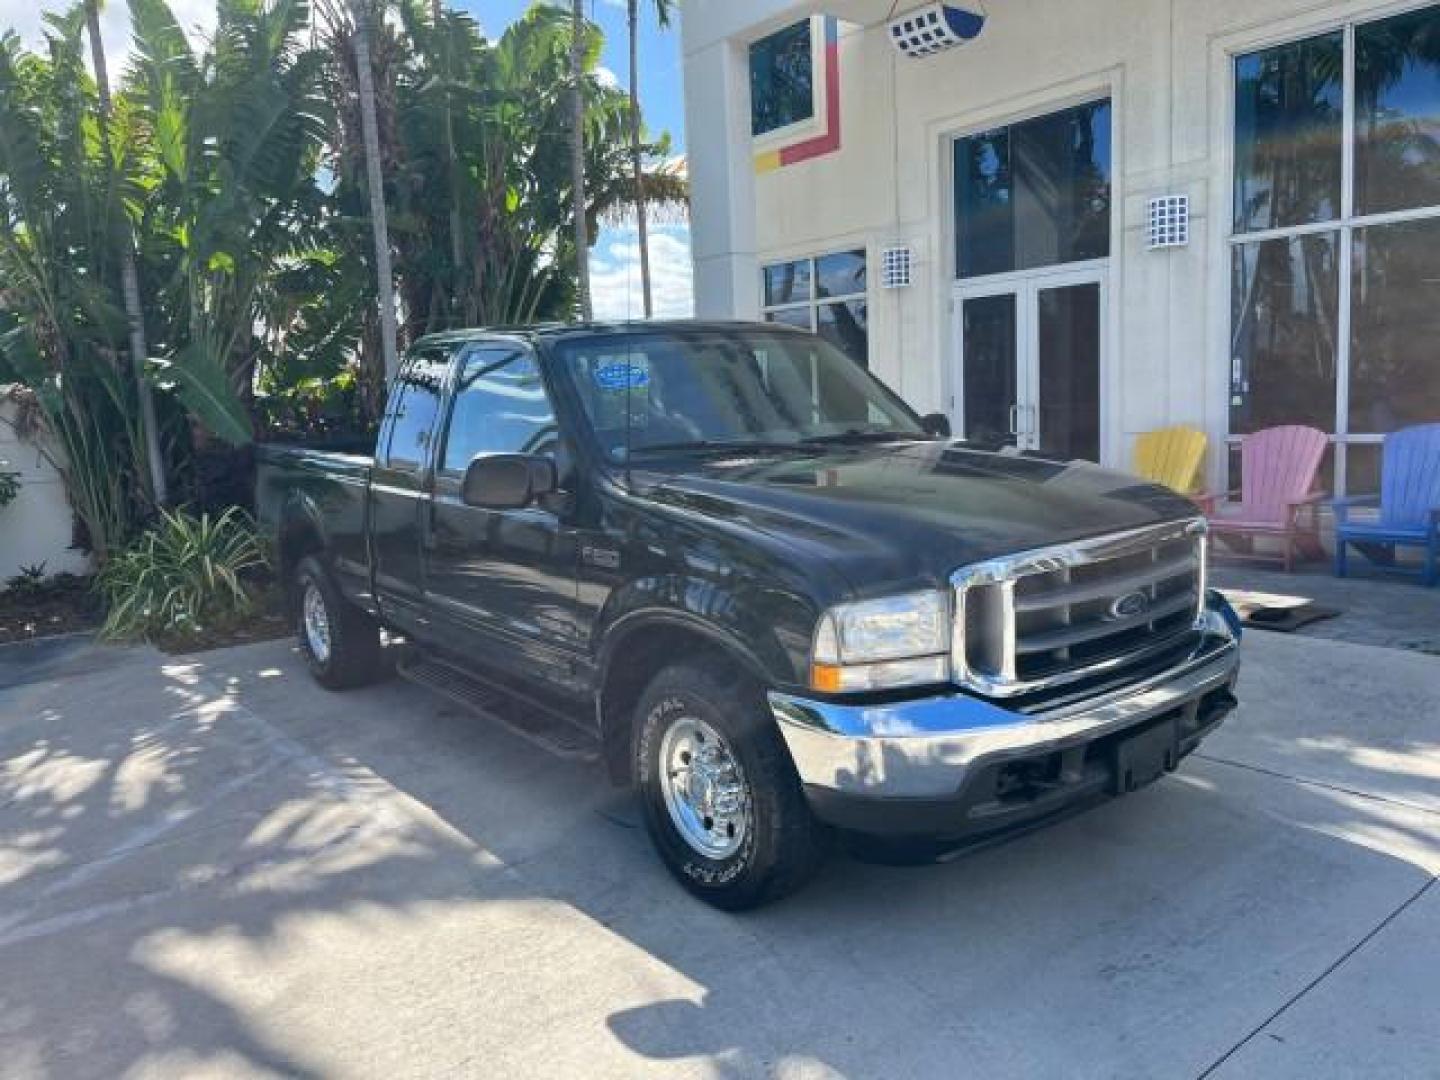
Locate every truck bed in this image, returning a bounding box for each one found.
[255,442,375,599]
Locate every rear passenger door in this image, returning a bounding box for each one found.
[371,347,450,636]
[423,342,584,693]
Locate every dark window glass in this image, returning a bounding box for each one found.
[765,307,812,329]
[556,331,920,461]
[763,259,812,305]
[441,346,558,473]
[1350,217,1440,433]
[954,100,1111,279]
[750,21,815,137]
[961,294,1018,445]
[384,351,448,470]
[816,300,868,368]
[1036,283,1101,462]
[1230,233,1339,434]
[1355,6,1440,216]
[1346,443,1384,499]
[815,250,866,297]
[1233,33,1344,232]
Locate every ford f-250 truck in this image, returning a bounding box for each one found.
[257,322,1240,909]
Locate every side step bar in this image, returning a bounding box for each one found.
[396,651,600,762]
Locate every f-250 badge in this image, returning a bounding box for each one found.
[582,545,621,570]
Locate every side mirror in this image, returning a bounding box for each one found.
[920,412,952,439]
[461,453,557,510]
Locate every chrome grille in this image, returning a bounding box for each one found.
[951,520,1207,697]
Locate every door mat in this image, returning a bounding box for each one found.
[1219,589,1343,633]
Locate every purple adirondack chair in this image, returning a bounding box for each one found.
[1198,425,1329,571]
[1334,423,1440,587]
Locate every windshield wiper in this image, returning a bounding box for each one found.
[625,439,813,459]
[800,429,924,446]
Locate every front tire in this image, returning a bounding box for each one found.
[635,661,828,910]
[294,555,382,690]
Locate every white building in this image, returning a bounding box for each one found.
[681,0,1440,496]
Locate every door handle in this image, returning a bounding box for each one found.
[1008,404,1019,436]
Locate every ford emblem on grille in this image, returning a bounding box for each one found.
[1108,590,1151,620]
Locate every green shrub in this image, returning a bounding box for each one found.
[98,507,268,642]
[0,466,19,509]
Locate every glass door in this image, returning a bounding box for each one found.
[954,268,1104,461]
[1033,274,1102,462]
[958,290,1023,448]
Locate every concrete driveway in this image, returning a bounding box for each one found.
[1,630,1437,1079]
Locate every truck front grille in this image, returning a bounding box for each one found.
[952,519,1207,698]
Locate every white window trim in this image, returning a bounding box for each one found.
[1223,2,1440,498]
[759,250,868,335]
[750,16,829,153]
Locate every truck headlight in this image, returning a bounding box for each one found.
[810,590,950,692]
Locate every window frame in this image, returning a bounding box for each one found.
[435,340,559,478]
[950,96,1115,282]
[1228,3,1440,497]
[748,17,828,150]
[759,249,869,367]
[381,345,451,473]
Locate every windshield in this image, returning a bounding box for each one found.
[551,329,925,462]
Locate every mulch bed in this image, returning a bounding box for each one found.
[0,576,292,654]
[0,574,103,645]
[153,590,292,654]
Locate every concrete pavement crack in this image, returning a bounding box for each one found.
[1194,875,1437,1078]
[1193,752,1440,817]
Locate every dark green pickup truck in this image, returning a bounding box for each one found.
[257,321,1241,909]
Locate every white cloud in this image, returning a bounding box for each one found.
[594,64,619,90]
[589,221,694,322]
[2,0,216,75]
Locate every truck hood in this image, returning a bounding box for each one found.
[633,440,1199,597]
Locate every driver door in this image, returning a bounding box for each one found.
[423,342,584,694]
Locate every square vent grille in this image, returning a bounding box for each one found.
[887,4,986,59]
[1148,195,1190,250]
[881,246,914,288]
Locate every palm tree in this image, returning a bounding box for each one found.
[431,0,462,319]
[351,0,401,378]
[83,0,168,505]
[626,0,672,319]
[569,0,592,321]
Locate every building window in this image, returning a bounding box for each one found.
[1231,4,1440,495]
[762,250,868,367]
[750,20,816,138]
[953,100,1112,279]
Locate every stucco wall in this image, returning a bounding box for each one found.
[683,0,1423,488]
[0,395,91,580]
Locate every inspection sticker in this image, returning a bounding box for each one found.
[593,359,649,392]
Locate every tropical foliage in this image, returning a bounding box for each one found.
[0,0,682,565]
[96,505,267,640]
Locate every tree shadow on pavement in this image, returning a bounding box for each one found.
[1,637,1437,1078]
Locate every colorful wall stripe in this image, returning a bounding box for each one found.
[754,17,841,174]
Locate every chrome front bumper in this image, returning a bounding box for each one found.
[769,612,1240,804]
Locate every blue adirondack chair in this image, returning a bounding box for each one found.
[1333,423,1440,587]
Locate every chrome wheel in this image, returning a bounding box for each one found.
[302,582,332,664]
[658,715,751,859]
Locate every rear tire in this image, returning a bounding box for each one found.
[294,555,382,690]
[635,661,828,910]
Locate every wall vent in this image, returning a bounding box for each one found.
[1147,195,1190,250]
[881,246,914,288]
[886,4,986,59]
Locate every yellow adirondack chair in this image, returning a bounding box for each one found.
[1133,426,1207,494]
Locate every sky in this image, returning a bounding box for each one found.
[0,0,694,320]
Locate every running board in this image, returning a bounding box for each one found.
[396,652,600,762]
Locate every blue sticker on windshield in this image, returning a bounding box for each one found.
[594,360,649,392]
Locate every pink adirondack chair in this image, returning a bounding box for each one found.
[1197,425,1329,571]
